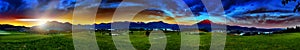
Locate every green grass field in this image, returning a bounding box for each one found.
[1,31,300,50]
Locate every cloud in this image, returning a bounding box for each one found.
[57,0,76,10]
[16,0,38,11]
[0,0,76,18]
[0,0,299,28]
[100,2,144,8]
[96,0,300,28]
[230,12,300,28]
[219,0,300,28]
[0,0,10,13]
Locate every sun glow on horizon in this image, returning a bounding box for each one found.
[16,19,54,26]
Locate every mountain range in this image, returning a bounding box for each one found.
[92,20,284,32]
[12,19,281,32]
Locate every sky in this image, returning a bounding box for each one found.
[0,0,299,28]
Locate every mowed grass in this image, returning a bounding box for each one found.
[225,33,300,50]
[1,31,300,50]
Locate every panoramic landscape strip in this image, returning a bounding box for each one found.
[1,0,300,50]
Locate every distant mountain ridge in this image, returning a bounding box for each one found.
[31,20,284,32]
[95,20,283,32]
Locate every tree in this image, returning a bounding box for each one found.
[282,0,300,12]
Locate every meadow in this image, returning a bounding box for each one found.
[1,31,300,50]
